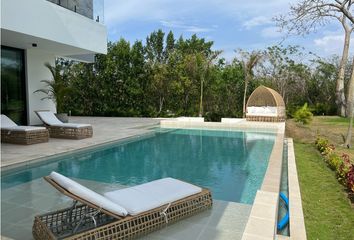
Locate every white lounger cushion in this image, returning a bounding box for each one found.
[51,123,91,128]
[49,172,128,217]
[1,115,46,131]
[1,115,18,128]
[36,111,63,125]
[104,178,202,215]
[2,126,46,132]
[37,111,91,128]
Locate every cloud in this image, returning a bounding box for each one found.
[160,20,215,33]
[261,27,283,38]
[104,0,297,26]
[314,34,351,54]
[243,16,273,29]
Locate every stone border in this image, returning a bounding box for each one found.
[287,138,307,239]
[242,130,284,240]
[242,138,307,240]
[160,118,284,132]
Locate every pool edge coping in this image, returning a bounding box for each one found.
[241,137,307,240]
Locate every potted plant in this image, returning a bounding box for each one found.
[34,62,72,123]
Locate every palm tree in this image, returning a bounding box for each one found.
[34,62,72,113]
[239,51,262,118]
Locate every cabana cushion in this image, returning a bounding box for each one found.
[247,106,278,116]
[104,178,202,215]
[49,172,128,216]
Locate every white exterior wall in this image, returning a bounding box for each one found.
[1,0,107,125]
[1,0,107,55]
[26,49,56,125]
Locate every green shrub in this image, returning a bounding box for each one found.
[315,137,329,153]
[346,164,354,193]
[338,154,351,184]
[293,103,313,124]
[326,153,342,171]
[311,103,336,116]
[315,136,354,193]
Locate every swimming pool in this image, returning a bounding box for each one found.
[1,128,275,204]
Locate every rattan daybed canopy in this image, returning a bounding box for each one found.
[246,86,286,122]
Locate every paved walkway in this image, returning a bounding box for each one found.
[1,117,160,169]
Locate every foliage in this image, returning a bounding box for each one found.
[347,164,354,193]
[293,103,313,124]
[307,59,337,115]
[315,137,329,153]
[59,30,246,118]
[55,30,349,119]
[34,62,72,113]
[315,136,354,193]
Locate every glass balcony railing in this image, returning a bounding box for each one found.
[47,0,104,24]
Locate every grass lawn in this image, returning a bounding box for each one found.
[294,143,354,240]
[287,116,354,159]
[286,116,354,240]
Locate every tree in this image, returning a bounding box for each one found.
[346,57,354,117]
[237,50,262,118]
[129,40,147,115]
[165,31,175,59]
[307,58,337,115]
[275,0,354,117]
[203,59,244,120]
[260,45,309,101]
[344,57,354,148]
[344,111,353,148]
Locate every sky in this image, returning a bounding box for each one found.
[104,0,349,61]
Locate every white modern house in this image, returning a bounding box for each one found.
[1,0,107,125]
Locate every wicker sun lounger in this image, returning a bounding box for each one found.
[35,111,93,139]
[1,114,49,145]
[33,172,212,240]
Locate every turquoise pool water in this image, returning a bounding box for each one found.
[1,128,275,204]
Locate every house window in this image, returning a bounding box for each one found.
[1,46,27,125]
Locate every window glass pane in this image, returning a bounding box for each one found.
[1,47,27,125]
